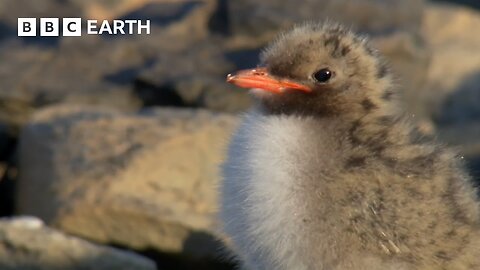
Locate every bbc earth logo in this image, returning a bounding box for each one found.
[17,18,151,37]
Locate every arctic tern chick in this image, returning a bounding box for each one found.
[220,23,480,270]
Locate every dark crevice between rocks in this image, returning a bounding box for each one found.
[33,91,65,108]
[0,22,15,41]
[208,0,230,35]
[0,126,18,217]
[224,48,261,70]
[432,71,480,190]
[105,67,143,85]
[133,79,193,108]
[0,166,16,217]
[108,232,238,270]
[433,71,480,126]
[431,0,480,10]
[136,249,236,270]
[104,59,156,85]
[121,1,203,26]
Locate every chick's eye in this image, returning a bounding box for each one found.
[313,68,333,83]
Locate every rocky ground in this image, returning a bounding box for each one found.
[0,0,479,269]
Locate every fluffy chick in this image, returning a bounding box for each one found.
[220,22,480,270]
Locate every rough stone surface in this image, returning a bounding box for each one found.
[137,37,252,112]
[420,3,480,183]
[0,216,156,270]
[0,0,215,29]
[431,0,480,10]
[0,0,218,130]
[0,0,78,30]
[70,0,212,21]
[0,39,141,124]
[228,0,425,38]
[17,105,238,258]
[422,3,480,123]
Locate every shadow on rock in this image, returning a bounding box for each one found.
[431,0,480,10]
[208,0,230,35]
[119,1,204,27]
[104,59,156,85]
[133,78,189,107]
[0,123,17,217]
[110,232,237,270]
[224,48,261,70]
[0,217,156,270]
[434,71,480,126]
[0,22,14,41]
[434,71,480,186]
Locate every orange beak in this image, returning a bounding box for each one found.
[226,67,311,94]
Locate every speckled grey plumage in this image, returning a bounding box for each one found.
[219,22,480,270]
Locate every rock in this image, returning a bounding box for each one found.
[227,0,425,38]
[0,0,222,128]
[421,3,480,122]
[0,0,214,31]
[71,0,192,21]
[176,77,252,113]
[71,0,216,42]
[0,216,156,270]
[437,72,480,125]
[0,38,142,130]
[0,164,15,217]
[137,38,252,112]
[0,42,48,128]
[0,121,15,217]
[420,3,480,183]
[138,38,232,86]
[0,21,14,41]
[0,0,79,29]
[16,105,238,258]
[430,0,480,10]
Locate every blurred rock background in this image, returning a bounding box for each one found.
[0,0,478,269]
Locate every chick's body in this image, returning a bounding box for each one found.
[220,23,480,270]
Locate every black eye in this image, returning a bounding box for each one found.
[313,68,332,83]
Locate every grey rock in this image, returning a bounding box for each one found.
[0,0,214,29]
[0,216,156,270]
[177,77,252,113]
[0,38,142,129]
[16,105,238,258]
[0,0,218,128]
[421,3,480,123]
[0,0,79,29]
[437,72,480,125]
[430,0,480,10]
[228,0,425,38]
[137,38,252,112]
[421,3,480,183]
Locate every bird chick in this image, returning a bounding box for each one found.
[220,22,480,270]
